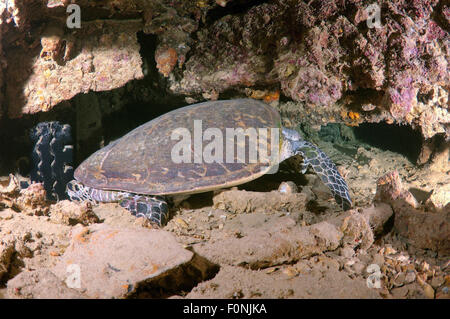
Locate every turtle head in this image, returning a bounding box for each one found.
[280,127,302,162]
[281,127,302,142]
[281,127,352,210]
[66,180,92,202]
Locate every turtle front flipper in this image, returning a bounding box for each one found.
[119,195,169,227]
[294,140,352,210]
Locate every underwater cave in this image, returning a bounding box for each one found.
[353,122,423,164]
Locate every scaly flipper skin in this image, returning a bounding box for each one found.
[119,196,169,226]
[67,181,169,226]
[296,140,352,210]
[281,128,352,210]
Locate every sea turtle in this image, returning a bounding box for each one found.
[67,99,352,226]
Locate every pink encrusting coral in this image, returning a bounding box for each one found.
[168,0,448,138]
[0,0,447,139]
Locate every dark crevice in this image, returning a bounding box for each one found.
[409,187,434,204]
[378,210,395,239]
[432,1,450,35]
[204,0,270,25]
[0,250,26,288]
[306,200,328,213]
[353,122,423,164]
[345,88,384,110]
[130,253,220,299]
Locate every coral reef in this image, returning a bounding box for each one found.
[374,170,449,254]
[4,18,143,118]
[171,0,449,138]
[0,0,447,138]
[0,175,50,216]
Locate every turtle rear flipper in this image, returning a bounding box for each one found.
[295,140,352,210]
[67,180,169,226]
[119,196,169,227]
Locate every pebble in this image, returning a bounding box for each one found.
[361,103,376,111]
[395,254,409,263]
[282,266,298,278]
[372,254,385,266]
[416,272,427,285]
[174,218,189,228]
[442,260,450,270]
[357,252,372,264]
[423,283,435,299]
[345,258,356,267]
[353,262,366,275]
[383,246,396,255]
[393,272,406,287]
[340,246,355,258]
[390,285,409,298]
[421,261,430,272]
[430,275,445,289]
[404,271,416,284]
[343,258,357,274]
[401,263,415,272]
[265,267,278,274]
[278,181,298,194]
